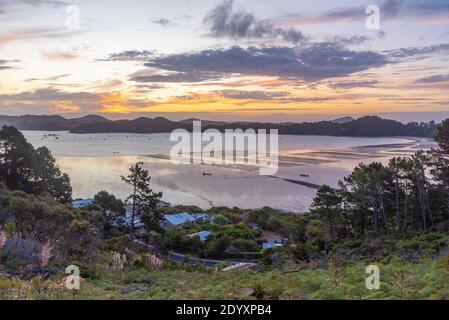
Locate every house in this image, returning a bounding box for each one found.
[187,231,211,242]
[262,238,287,251]
[156,200,170,209]
[123,205,144,228]
[192,213,215,223]
[72,198,94,208]
[262,242,283,251]
[163,212,196,228]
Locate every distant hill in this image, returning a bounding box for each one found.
[0,114,439,137]
[0,114,110,131]
[332,116,355,124]
[179,118,226,127]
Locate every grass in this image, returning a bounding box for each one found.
[1,255,448,300]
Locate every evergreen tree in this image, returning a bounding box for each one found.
[311,185,342,241]
[121,162,163,235]
[93,191,126,238]
[433,119,449,215]
[0,126,72,202]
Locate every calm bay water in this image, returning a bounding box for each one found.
[23,131,417,212]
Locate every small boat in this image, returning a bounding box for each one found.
[203,172,212,176]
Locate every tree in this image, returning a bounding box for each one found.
[409,151,433,230]
[1,188,101,263]
[433,119,449,214]
[121,162,162,235]
[93,191,126,238]
[0,126,72,203]
[33,146,72,203]
[0,126,35,191]
[311,185,342,241]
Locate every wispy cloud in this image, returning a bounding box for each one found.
[0,0,69,15]
[215,90,289,101]
[279,0,401,25]
[40,51,80,61]
[24,73,71,82]
[386,43,449,60]
[16,0,69,7]
[328,80,379,89]
[0,27,83,46]
[279,0,449,26]
[0,87,102,114]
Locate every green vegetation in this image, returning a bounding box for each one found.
[0,126,71,203]
[1,256,448,300]
[1,120,449,300]
[121,162,163,234]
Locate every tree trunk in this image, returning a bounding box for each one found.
[394,174,401,232]
[130,164,138,235]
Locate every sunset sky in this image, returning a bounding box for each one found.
[1,0,449,122]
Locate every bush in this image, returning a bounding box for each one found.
[2,234,43,266]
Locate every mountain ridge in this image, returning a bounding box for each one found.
[0,114,439,137]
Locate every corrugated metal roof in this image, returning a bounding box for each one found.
[192,213,215,222]
[262,242,283,250]
[164,212,196,225]
[187,231,211,242]
[72,198,94,208]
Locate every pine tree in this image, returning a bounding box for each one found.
[121,162,162,235]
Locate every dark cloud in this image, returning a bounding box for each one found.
[131,71,224,83]
[0,88,98,101]
[24,73,71,82]
[152,18,173,27]
[381,0,403,19]
[0,59,17,70]
[387,43,449,59]
[136,44,388,83]
[330,35,372,46]
[329,80,379,89]
[407,0,449,16]
[203,0,306,44]
[415,74,449,84]
[135,84,165,90]
[102,50,155,62]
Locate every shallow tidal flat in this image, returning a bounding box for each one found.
[23,131,434,212]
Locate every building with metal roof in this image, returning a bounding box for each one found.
[187,231,211,242]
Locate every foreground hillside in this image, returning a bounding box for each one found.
[1,256,448,300]
[1,120,449,300]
